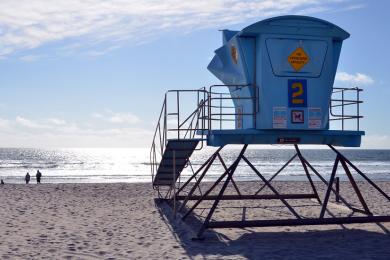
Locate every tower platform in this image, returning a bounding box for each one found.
[204,129,364,147]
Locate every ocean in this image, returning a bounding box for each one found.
[0,147,389,184]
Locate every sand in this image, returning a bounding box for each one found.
[0,181,389,259]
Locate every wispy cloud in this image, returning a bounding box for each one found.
[92,111,140,124]
[15,116,46,129]
[0,118,10,129]
[0,0,357,58]
[18,54,42,62]
[335,72,374,85]
[47,118,67,126]
[1,115,151,147]
[108,113,140,124]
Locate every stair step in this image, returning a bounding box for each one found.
[153,139,200,187]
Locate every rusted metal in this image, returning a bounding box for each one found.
[242,155,301,219]
[170,144,390,239]
[178,148,221,212]
[196,145,248,238]
[217,153,241,196]
[320,156,340,218]
[329,145,390,201]
[294,145,321,204]
[255,153,297,195]
[340,159,372,215]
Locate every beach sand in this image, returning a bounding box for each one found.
[0,181,389,259]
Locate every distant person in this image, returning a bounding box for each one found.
[25,172,30,184]
[36,170,42,184]
[1,179,4,185]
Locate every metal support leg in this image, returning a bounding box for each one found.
[182,158,236,220]
[335,177,340,203]
[242,155,301,219]
[340,158,372,215]
[255,153,297,195]
[179,149,220,212]
[197,145,248,238]
[329,145,390,201]
[294,145,321,204]
[302,157,355,211]
[177,156,212,194]
[320,156,340,218]
[217,153,241,196]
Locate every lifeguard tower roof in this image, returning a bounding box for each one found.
[206,15,363,147]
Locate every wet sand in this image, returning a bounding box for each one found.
[0,181,389,259]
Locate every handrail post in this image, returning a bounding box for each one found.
[253,84,256,128]
[357,87,360,131]
[208,89,211,131]
[164,95,167,148]
[177,91,180,139]
[220,93,222,129]
[341,90,344,130]
[173,150,176,219]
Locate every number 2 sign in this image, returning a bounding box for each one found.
[288,79,307,107]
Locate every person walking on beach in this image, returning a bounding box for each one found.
[36,170,42,184]
[1,179,4,185]
[25,172,30,184]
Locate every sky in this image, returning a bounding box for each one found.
[0,0,389,148]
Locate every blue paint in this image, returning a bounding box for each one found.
[205,15,363,147]
[205,129,364,147]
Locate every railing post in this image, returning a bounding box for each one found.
[173,150,176,219]
[341,90,344,131]
[164,94,167,147]
[202,88,208,137]
[208,89,211,131]
[357,87,360,131]
[220,93,222,129]
[253,84,257,128]
[177,91,180,139]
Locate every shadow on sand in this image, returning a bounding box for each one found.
[155,199,390,259]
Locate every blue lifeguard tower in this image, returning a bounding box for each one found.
[150,16,390,238]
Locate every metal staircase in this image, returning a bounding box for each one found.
[152,139,200,186]
[150,89,208,191]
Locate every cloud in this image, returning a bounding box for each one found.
[0,118,10,129]
[16,116,68,129]
[18,54,42,62]
[15,116,45,129]
[0,0,355,58]
[47,118,67,125]
[0,115,151,147]
[92,111,140,124]
[108,113,140,124]
[335,72,374,85]
[91,113,103,119]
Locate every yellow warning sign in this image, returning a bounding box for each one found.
[288,47,309,71]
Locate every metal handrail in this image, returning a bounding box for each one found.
[150,88,208,184]
[330,86,363,131]
[150,84,258,183]
[209,84,256,130]
[151,84,363,183]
